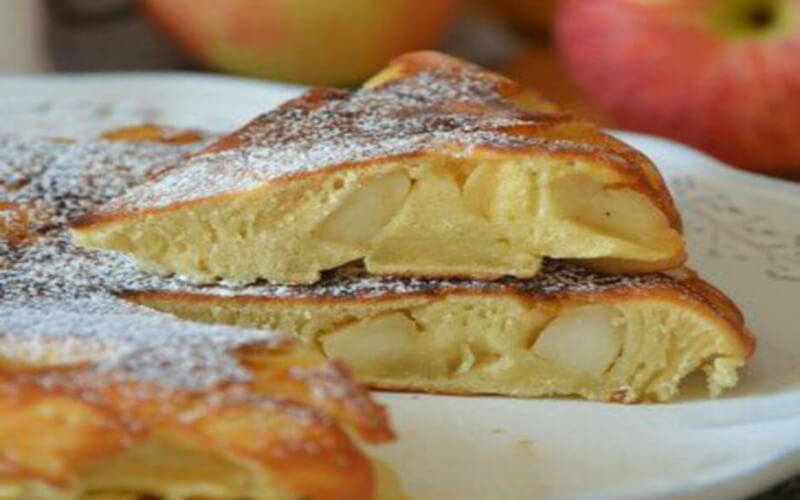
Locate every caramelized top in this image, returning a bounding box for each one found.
[78,52,680,230]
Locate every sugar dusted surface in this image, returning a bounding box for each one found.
[0,135,197,230]
[0,124,747,411]
[94,65,631,216]
[0,136,289,392]
[0,298,285,391]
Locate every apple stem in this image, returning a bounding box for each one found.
[748,4,775,27]
[708,0,789,39]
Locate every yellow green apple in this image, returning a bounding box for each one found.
[141,0,457,86]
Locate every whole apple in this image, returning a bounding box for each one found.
[556,0,800,177]
[141,0,456,86]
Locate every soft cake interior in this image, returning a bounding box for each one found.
[76,150,683,285]
[134,292,747,403]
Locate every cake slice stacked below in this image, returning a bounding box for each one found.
[0,135,400,500]
[122,261,753,403]
[72,52,685,285]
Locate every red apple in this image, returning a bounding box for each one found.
[555,0,800,177]
[140,0,456,86]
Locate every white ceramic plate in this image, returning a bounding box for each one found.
[1,73,798,500]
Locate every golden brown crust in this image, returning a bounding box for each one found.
[368,50,532,100]
[676,272,753,355]
[0,369,376,499]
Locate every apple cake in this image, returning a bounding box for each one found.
[0,134,401,500]
[72,52,686,285]
[122,261,754,403]
[4,132,753,404]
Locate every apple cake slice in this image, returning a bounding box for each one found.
[72,51,685,284]
[121,261,754,403]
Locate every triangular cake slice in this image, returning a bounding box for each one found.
[72,52,685,285]
[122,261,753,403]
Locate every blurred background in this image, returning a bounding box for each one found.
[0,0,799,180]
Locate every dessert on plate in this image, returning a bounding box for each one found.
[0,134,400,500]
[1,131,751,404]
[72,52,686,285]
[0,50,756,444]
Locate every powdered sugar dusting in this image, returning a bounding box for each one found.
[0,298,285,390]
[0,136,290,392]
[0,135,197,231]
[93,65,632,216]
